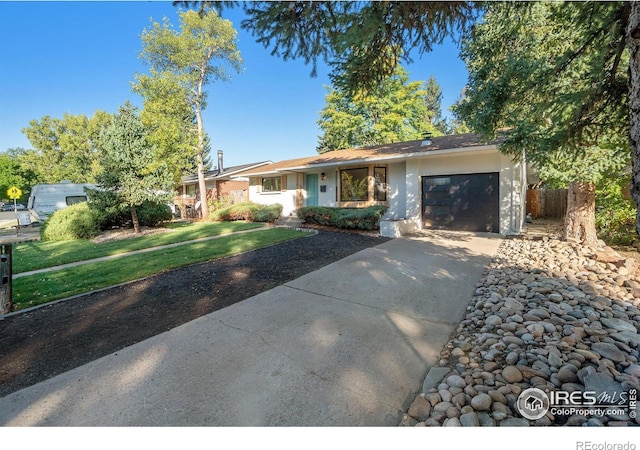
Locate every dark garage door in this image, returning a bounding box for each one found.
[422,172,499,233]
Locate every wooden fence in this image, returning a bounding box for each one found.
[526,189,568,219]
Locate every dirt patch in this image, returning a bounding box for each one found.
[0,230,389,397]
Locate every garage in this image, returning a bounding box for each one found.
[422,172,500,233]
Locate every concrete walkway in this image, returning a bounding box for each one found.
[0,231,502,426]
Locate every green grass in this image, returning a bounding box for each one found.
[12,228,307,310]
[12,221,264,273]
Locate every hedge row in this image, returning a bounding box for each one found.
[210,202,283,223]
[297,205,387,231]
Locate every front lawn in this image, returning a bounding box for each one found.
[12,227,307,310]
[12,221,264,273]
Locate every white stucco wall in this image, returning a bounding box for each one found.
[317,171,337,207]
[385,161,406,219]
[405,148,525,235]
[248,176,297,216]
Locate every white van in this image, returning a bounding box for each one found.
[27,182,96,221]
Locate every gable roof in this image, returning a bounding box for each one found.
[181,160,272,184]
[234,133,503,177]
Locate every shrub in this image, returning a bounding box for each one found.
[86,189,130,229]
[209,194,236,212]
[211,202,282,223]
[596,203,638,246]
[211,202,257,221]
[297,206,338,227]
[86,189,172,229]
[136,201,172,227]
[251,203,283,222]
[595,176,639,246]
[40,202,100,241]
[334,206,387,230]
[298,206,387,231]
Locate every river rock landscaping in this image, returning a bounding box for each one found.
[402,236,640,427]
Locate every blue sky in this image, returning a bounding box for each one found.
[0,1,469,168]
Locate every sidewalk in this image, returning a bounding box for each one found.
[0,231,502,426]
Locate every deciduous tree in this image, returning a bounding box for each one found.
[21,111,111,183]
[133,70,198,183]
[136,7,243,218]
[0,149,41,203]
[317,66,445,153]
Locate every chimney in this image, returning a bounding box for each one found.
[217,150,223,173]
[420,132,433,147]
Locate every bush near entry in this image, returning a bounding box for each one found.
[298,205,387,231]
[210,202,283,223]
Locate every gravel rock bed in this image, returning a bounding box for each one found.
[402,236,640,427]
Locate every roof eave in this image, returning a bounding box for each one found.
[234,144,498,177]
[183,161,272,183]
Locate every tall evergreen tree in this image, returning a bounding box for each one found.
[454,2,630,244]
[97,103,173,234]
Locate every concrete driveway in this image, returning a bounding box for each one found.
[0,231,502,426]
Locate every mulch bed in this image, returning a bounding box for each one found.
[0,230,389,398]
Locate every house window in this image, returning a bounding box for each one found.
[374,167,387,201]
[186,185,196,198]
[262,176,282,192]
[340,167,368,201]
[424,177,451,186]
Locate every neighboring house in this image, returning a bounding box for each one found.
[233,133,527,237]
[174,150,271,217]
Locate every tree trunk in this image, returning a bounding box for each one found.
[628,1,640,238]
[196,152,208,220]
[131,203,141,234]
[195,101,209,220]
[564,181,598,246]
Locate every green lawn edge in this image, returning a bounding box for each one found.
[13,228,306,310]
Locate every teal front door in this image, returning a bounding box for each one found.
[306,174,319,206]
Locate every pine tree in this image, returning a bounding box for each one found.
[97,103,174,234]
